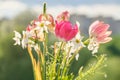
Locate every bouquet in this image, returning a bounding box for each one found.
[13,3,112,80]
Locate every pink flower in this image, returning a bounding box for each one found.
[89,20,112,43]
[55,21,78,41]
[88,20,112,54]
[57,11,70,22]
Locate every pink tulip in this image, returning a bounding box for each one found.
[55,21,78,41]
[57,11,70,22]
[89,20,112,43]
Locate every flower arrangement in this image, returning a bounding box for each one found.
[13,3,112,80]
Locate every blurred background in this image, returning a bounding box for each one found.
[0,0,120,80]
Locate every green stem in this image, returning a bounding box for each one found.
[55,42,64,79]
[68,47,82,65]
[43,32,48,80]
[61,46,72,78]
[43,3,46,14]
[83,38,90,46]
[76,54,106,80]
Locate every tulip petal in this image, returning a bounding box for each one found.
[55,21,64,36]
[97,31,112,42]
[99,37,112,43]
[89,20,99,35]
[66,24,78,41]
[55,21,78,41]
[95,24,110,36]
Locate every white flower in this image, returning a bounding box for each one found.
[20,20,51,49]
[88,38,99,54]
[35,21,50,33]
[64,32,85,60]
[70,32,85,60]
[22,31,36,49]
[69,32,85,52]
[13,31,21,45]
[71,32,85,49]
[21,31,31,49]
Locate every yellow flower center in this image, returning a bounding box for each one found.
[76,39,80,43]
[40,23,44,27]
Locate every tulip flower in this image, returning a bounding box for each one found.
[55,21,78,41]
[88,20,112,54]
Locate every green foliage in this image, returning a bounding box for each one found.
[75,55,106,80]
[0,10,37,80]
[107,36,120,56]
[0,35,34,80]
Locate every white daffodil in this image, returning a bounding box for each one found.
[70,32,85,60]
[35,21,50,33]
[88,38,99,54]
[71,32,85,49]
[21,31,31,49]
[13,31,21,45]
